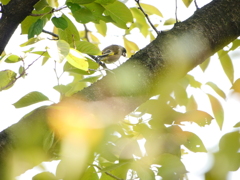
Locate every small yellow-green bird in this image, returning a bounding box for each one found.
[97,45,127,64]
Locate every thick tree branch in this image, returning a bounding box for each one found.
[0,0,40,54]
[0,0,240,178]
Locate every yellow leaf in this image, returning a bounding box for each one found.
[140,3,163,17]
[123,37,139,57]
[66,48,89,71]
[89,32,100,45]
[95,20,107,37]
[182,0,193,7]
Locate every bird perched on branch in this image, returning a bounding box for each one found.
[97,44,127,64]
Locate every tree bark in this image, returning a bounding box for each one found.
[0,0,240,178]
[0,0,40,54]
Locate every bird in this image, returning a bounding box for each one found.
[97,45,127,64]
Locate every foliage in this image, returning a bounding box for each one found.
[0,0,240,180]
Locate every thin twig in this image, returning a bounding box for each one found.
[194,0,199,9]
[42,29,59,40]
[175,0,178,23]
[92,164,124,180]
[83,24,90,42]
[135,0,160,35]
[30,5,67,17]
[53,61,64,98]
[0,52,46,91]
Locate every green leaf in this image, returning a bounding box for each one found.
[63,60,97,75]
[66,48,89,71]
[18,66,25,77]
[199,57,210,72]
[79,166,99,180]
[58,14,80,46]
[47,40,70,62]
[182,0,193,7]
[173,84,188,106]
[85,2,113,22]
[28,19,44,39]
[52,16,68,30]
[164,18,176,25]
[99,161,129,172]
[230,39,240,51]
[75,41,101,55]
[95,20,107,36]
[68,0,96,4]
[34,0,49,11]
[140,3,163,17]
[21,7,52,34]
[5,55,21,63]
[157,153,187,175]
[233,121,240,127]
[186,95,198,111]
[231,78,240,93]
[185,74,201,88]
[0,70,17,91]
[176,110,213,127]
[218,50,234,84]
[102,1,133,29]
[206,82,226,99]
[1,0,10,5]
[219,131,240,153]
[53,84,72,94]
[123,37,139,57]
[20,37,43,47]
[183,131,207,152]
[130,7,150,37]
[13,91,49,108]
[79,75,102,83]
[67,2,95,23]
[95,0,116,5]
[32,172,57,180]
[207,94,224,130]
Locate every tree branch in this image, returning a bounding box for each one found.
[0,0,41,54]
[0,0,240,178]
[135,0,160,34]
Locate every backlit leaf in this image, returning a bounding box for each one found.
[69,0,96,4]
[13,91,49,108]
[58,14,80,46]
[207,94,224,130]
[218,50,234,84]
[103,1,133,29]
[75,41,101,55]
[123,37,139,57]
[164,18,176,25]
[176,110,213,127]
[52,16,68,30]
[5,55,21,63]
[95,20,107,36]
[231,78,240,93]
[0,70,16,91]
[199,57,210,72]
[140,3,163,17]
[28,19,44,39]
[157,153,187,174]
[47,40,70,62]
[182,0,193,7]
[206,82,226,99]
[66,48,89,71]
[183,131,207,152]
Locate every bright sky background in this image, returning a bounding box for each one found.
[1,0,240,179]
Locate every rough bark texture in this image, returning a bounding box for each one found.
[0,0,240,178]
[0,0,40,54]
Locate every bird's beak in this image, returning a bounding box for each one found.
[122,52,126,57]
